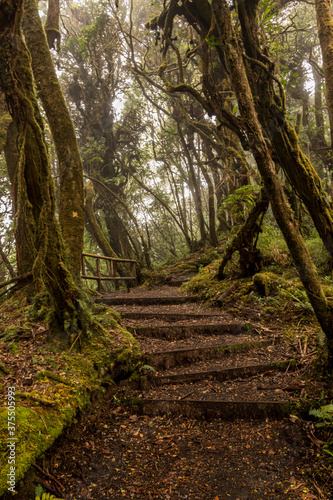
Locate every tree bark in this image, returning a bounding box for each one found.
[177,123,207,244]
[44,0,60,50]
[85,181,118,258]
[0,93,11,153]
[212,0,333,362]
[23,0,84,280]
[217,188,269,279]
[189,136,218,246]
[0,238,16,278]
[315,0,333,148]
[234,0,333,258]
[0,0,90,338]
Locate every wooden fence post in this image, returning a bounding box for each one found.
[96,257,101,293]
[82,254,86,277]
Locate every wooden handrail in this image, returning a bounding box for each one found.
[81,253,137,291]
[82,252,136,263]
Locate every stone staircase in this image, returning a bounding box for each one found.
[100,282,315,421]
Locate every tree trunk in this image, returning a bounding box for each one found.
[85,181,118,258]
[190,138,218,246]
[212,0,333,363]
[307,58,333,178]
[177,123,207,244]
[0,93,11,153]
[105,213,134,260]
[0,0,90,338]
[44,0,60,50]
[315,0,333,148]
[0,238,16,278]
[235,0,333,258]
[23,0,84,280]
[217,188,269,279]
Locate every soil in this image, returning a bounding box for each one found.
[37,390,331,500]
[3,283,333,499]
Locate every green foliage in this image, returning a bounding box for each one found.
[219,184,260,223]
[257,220,290,267]
[206,34,223,48]
[35,484,64,500]
[35,490,64,500]
[80,137,106,168]
[140,364,156,373]
[305,236,332,272]
[259,0,278,28]
[281,288,313,312]
[309,404,333,459]
[310,403,333,428]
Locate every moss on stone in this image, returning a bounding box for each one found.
[253,272,281,297]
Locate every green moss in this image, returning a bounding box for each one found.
[0,305,142,496]
[140,243,225,286]
[0,361,10,375]
[0,404,76,495]
[253,272,281,297]
[34,370,74,386]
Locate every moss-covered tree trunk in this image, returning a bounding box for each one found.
[212,0,333,363]
[234,0,333,258]
[0,93,11,153]
[22,0,84,280]
[189,135,218,247]
[315,0,333,148]
[44,0,60,50]
[104,213,134,260]
[0,0,90,338]
[0,238,16,278]
[167,0,333,258]
[217,188,269,279]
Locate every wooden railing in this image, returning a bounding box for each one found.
[81,253,137,292]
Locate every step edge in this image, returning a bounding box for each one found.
[153,359,296,382]
[145,339,275,357]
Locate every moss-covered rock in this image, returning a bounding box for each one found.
[253,272,281,297]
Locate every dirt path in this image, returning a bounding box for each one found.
[42,391,328,500]
[31,285,332,499]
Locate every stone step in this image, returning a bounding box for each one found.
[120,312,215,321]
[133,361,315,420]
[145,339,274,370]
[166,280,190,287]
[149,360,296,386]
[137,398,299,420]
[126,322,251,339]
[96,295,198,306]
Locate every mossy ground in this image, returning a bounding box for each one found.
[0,290,142,497]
